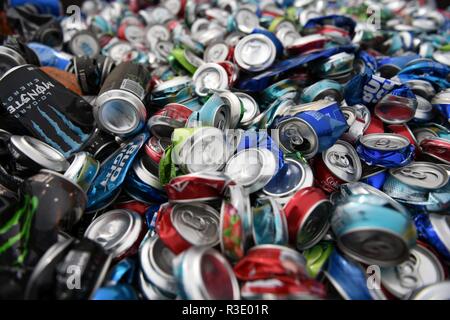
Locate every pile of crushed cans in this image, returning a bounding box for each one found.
[0,0,450,300]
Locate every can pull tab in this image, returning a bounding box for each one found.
[399,168,438,180]
[284,126,304,146]
[327,151,355,174]
[374,138,397,149]
[396,253,421,290]
[181,210,207,231]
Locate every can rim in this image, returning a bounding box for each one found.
[95,89,146,136]
[10,135,70,172]
[234,34,276,72]
[296,199,331,250]
[0,45,27,68]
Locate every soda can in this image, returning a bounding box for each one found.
[404,79,436,100]
[380,241,446,300]
[156,202,220,254]
[314,140,362,193]
[377,54,420,79]
[147,103,192,140]
[300,79,343,103]
[25,238,112,300]
[431,90,450,124]
[86,132,148,212]
[64,151,99,192]
[220,199,251,262]
[0,64,95,158]
[192,62,229,97]
[411,281,450,300]
[173,246,240,300]
[138,270,173,300]
[95,61,149,138]
[324,249,376,300]
[84,209,143,259]
[217,90,243,129]
[123,154,167,204]
[139,233,178,298]
[233,244,309,281]
[356,133,415,168]
[8,135,70,174]
[414,213,450,261]
[165,171,232,203]
[262,157,314,205]
[233,8,260,34]
[420,138,450,165]
[387,123,419,148]
[144,135,168,164]
[284,187,331,250]
[234,34,276,72]
[225,147,277,194]
[23,169,87,257]
[331,194,417,266]
[252,197,288,246]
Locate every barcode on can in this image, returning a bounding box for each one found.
[120,79,145,100]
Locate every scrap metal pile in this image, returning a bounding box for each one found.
[0,0,450,300]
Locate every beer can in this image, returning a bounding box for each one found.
[0,64,95,158]
[301,79,343,103]
[196,93,231,129]
[356,133,415,168]
[95,61,149,138]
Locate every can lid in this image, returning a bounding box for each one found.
[235,92,260,126]
[411,281,450,300]
[171,203,220,247]
[178,246,240,299]
[184,49,204,68]
[95,89,146,137]
[263,157,314,198]
[139,233,178,295]
[276,27,301,48]
[323,140,362,182]
[390,162,449,190]
[10,135,70,172]
[145,24,171,49]
[234,34,276,72]
[359,133,410,151]
[218,90,242,128]
[225,148,277,194]
[234,8,260,34]
[204,42,230,63]
[274,116,319,158]
[405,79,436,99]
[192,63,229,97]
[108,41,133,64]
[138,270,173,300]
[84,209,142,258]
[381,243,445,299]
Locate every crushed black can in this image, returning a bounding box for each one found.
[0,64,95,158]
